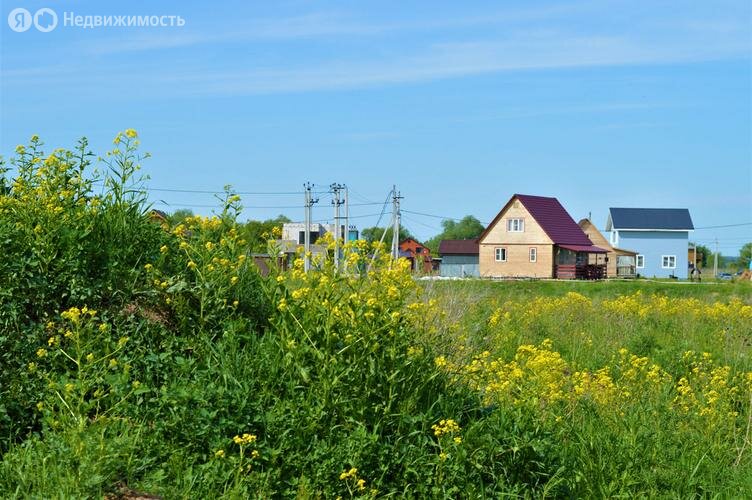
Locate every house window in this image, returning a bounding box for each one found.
[507,218,524,232]
[611,231,617,245]
[662,255,676,269]
[495,248,507,262]
[529,247,537,262]
[636,255,645,268]
[416,247,423,254]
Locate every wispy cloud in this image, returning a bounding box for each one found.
[149,33,749,96]
[78,1,611,56]
[5,3,749,97]
[82,12,391,54]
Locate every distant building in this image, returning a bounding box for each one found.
[479,194,607,279]
[578,218,638,278]
[438,239,479,277]
[281,222,358,244]
[399,238,434,273]
[605,208,694,279]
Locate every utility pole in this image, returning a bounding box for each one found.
[713,237,719,278]
[368,186,396,273]
[331,183,344,270]
[693,243,697,271]
[344,185,349,245]
[303,182,318,273]
[390,185,403,260]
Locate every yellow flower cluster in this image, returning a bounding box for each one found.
[601,292,752,326]
[339,467,358,480]
[60,306,96,324]
[233,433,257,445]
[672,351,742,424]
[339,467,367,491]
[432,418,460,437]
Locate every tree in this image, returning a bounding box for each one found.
[360,226,412,245]
[424,215,485,254]
[739,242,752,270]
[240,214,291,252]
[168,208,194,225]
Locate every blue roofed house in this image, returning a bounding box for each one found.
[605,208,694,279]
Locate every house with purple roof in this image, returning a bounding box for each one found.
[478,194,608,279]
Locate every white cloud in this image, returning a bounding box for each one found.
[4,4,749,96]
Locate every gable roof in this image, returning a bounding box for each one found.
[438,239,479,255]
[578,218,611,248]
[515,194,595,245]
[479,194,599,247]
[579,218,637,255]
[399,237,424,247]
[607,208,694,231]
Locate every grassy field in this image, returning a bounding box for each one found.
[1,133,751,497]
[419,279,752,496]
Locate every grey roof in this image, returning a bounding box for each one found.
[608,208,694,230]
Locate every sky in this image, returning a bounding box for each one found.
[1,0,751,254]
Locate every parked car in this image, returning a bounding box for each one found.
[717,272,733,280]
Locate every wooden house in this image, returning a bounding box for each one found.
[578,218,638,278]
[478,194,607,279]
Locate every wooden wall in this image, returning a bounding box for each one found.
[479,244,554,278]
[479,198,555,278]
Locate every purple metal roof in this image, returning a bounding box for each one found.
[438,239,479,255]
[515,194,594,246]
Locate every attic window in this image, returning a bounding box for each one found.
[507,218,524,232]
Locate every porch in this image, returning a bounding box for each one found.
[555,244,608,280]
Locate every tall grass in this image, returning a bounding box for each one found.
[1,132,750,497]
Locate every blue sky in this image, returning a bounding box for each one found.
[2,0,751,253]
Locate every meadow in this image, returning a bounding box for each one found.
[0,132,751,498]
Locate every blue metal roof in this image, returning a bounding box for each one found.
[608,208,694,230]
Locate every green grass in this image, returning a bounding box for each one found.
[2,133,751,498]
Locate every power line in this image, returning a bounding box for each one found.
[402,209,490,226]
[311,212,389,223]
[401,213,441,232]
[694,237,751,242]
[346,186,379,204]
[149,187,303,195]
[694,222,752,230]
[372,189,394,230]
[154,199,381,210]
